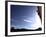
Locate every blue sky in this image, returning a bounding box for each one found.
[10,5,41,29]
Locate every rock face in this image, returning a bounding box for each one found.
[11,5,42,30]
